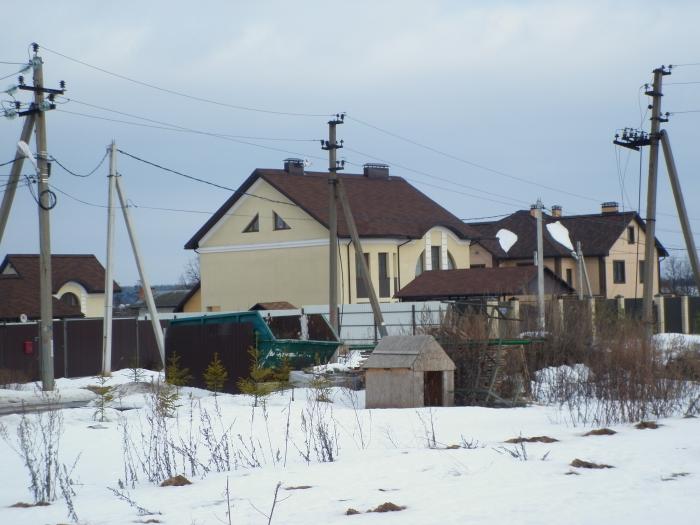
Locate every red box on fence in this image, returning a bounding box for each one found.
[23,340,34,356]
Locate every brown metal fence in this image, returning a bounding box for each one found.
[0,318,166,382]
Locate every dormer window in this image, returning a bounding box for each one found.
[243,214,259,233]
[273,212,290,231]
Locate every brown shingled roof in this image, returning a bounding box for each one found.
[0,254,120,321]
[395,266,573,301]
[185,169,481,249]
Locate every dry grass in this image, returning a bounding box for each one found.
[505,436,558,444]
[570,459,614,469]
[583,428,617,436]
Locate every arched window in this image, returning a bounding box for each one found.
[415,248,456,276]
[60,292,80,308]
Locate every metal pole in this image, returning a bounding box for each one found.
[659,130,700,291]
[642,68,666,338]
[327,122,339,333]
[535,199,545,332]
[576,241,584,300]
[101,142,117,374]
[114,176,165,366]
[336,179,388,337]
[33,53,54,391]
[0,114,35,246]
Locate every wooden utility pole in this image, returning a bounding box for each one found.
[0,114,35,246]
[322,115,344,334]
[642,67,670,338]
[101,141,117,374]
[535,199,545,332]
[32,49,55,391]
[659,130,700,290]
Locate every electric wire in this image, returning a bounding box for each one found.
[50,150,109,177]
[0,159,19,168]
[40,45,332,118]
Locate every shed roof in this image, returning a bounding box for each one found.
[362,335,455,371]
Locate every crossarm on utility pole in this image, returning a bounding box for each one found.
[335,179,388,337]
[114,175,166,367]
[660,130,700,291]
[0,115,35,247]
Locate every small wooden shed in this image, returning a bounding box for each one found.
[362,335,456,409]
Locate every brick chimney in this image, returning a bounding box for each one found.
[551,205,562,218]
[283,158,304,176]
[601,201,619,214]
[530,203,538,217]
[363,163,389,179]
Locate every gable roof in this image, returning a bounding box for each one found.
[185,169,482,249]
[0,254,120,321]
[394,266,573,301]
[469,210,668,260]
[362,335,456,370]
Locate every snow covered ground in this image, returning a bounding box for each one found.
[0,368,698,525]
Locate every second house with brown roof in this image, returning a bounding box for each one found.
[185,160,482,312]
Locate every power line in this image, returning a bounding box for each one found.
[0,159,19,168]
[50,150,109,177]
[40,44,332,118]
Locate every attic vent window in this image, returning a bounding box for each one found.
[273,212,290,230]
[243,214,259,233]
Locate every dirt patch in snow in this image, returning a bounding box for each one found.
[570,459,614,469]
[160,475,191,487]
[370,502,406,513]
[10,501,50,508]
[635,421,661,430]
[584,428,617,436]
[285,485,312,490]
[346,508,361,515]
[505,436,558,443]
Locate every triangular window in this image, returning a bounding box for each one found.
[243,214,259,233]
[273,211,291,231]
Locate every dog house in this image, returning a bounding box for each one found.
[362,335,455,408]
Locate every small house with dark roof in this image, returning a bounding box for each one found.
[395,266,573,302]
[0,254,120,321]
[185,160,481,312]
[467,202,668,299]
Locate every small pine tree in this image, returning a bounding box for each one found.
[237,347,277,406]
[166,352,192,388]
[92,374,114,422]
[203,352,228,395]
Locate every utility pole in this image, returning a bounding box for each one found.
[535,199,545,332]
[114,174,165,367]
[641,66,671,339]
[101,142,117,374]
[0,114,35,246]
[322,114,344,334]
[576,241,584,300]
[659,130,700,290]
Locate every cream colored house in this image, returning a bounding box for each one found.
[185,160,482,312]
[0,254,119,320]
[467,202,668,299]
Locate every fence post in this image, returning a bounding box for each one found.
[135,317,140,368]
[557,297,564,331]
[588,297,596,342]
[63,319,68,378]
[616,295,625,320]
[411,304,416,335]
[654,294,665,334]
[509,298,520,338]
[486,299,499,339]
[681,295,690,334]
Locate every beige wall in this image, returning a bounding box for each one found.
[181,287,202,313]
[55,281,105,318]
[197,179,474,309]
[469,244,493,267]
[604,220,659,298]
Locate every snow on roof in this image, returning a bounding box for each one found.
[546,221,574,251]
[496,228,518,253]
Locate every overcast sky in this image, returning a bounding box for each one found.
[1,1,699,286]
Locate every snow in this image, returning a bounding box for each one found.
[1,370,699,524]
[546,221,574,251]
[496,228,518,253]
[313,350,365,373]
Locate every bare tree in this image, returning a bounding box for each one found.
[179,257,200,287]
[662,256,697,296]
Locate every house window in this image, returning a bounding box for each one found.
[415,249,455,276]
[613,260,626,284]
[356,253,370,299]
[206,305,221,312]
[378,252,390,298]
[627,226,635,244]
[566,268,573,287]
[273,211,290,231]
[60,292,79,308]
[639,260,645,284]
[392,252,399,295]
[243,214,259,233]
[471,264,486,269]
